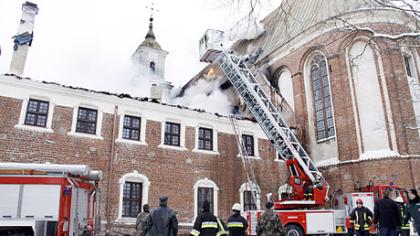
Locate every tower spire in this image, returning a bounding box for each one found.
[145,16,155,40]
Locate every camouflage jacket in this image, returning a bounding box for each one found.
[135,212,151,236]
[256,209,285,236]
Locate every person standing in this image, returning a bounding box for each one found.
[190,200,227,236]
[350,199,373,236]
[147,196,178,236]
[374,189,401,236]
[256,202,285,236]
[227,203,248,236]
[394,196,410,236]
[135,204,151,236]
[405,189,420,236]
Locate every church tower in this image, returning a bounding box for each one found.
[131,16,172,101]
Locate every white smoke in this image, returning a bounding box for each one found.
[170,75,233,115]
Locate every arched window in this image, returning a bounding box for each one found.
[277,69,295,111]
[150,61,156,73]
[118,171,150,220]
[194,178,219,219]
[239,182,261,211]
[310,55,335,140]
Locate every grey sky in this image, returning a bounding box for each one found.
[0,0,280,91]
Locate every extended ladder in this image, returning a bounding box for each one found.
[216,52,328,191]
[229,116,261,208]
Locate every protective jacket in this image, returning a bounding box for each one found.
[405,202,420,228]
[350,207,373,231]
[227,212,248,236]
[191,211,226,236]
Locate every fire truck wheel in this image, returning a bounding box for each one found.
[285,224,304,236]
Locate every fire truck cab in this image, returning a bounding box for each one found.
[0,163,102,236]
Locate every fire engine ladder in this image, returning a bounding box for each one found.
[216,52,328,193]
[229,116,261,208]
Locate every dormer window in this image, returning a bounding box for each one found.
[150,61,156,73]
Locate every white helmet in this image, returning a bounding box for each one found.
[232,203,242,212]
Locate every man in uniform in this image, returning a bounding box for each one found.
[350,199,373,236]
[135,204,150,236]
[256,202,285,236]
[227,203,248,236]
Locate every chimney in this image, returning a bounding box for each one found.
[150,84,163,101]
[9,1,39,77]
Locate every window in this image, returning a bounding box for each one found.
[404,56,413,77]
[242,134,254,156]
[164,122,180,146]
[24,99,49,127]
[310,55,335,140]
[198,127,213,150]
[122,182,142,218]
[76,107,97,135]
[123,115,141,141]
[197,187,214,214]
[194,178,219,218]
[150,61,156,73]
[243,190,257,211]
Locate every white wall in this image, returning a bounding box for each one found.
[348,41,390,153]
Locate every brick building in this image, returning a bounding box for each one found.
[189,0,420,196]
[1,0,420,235]
[0,3,286,235]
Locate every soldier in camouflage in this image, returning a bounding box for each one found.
[256,201,285,236]
[135,204,151,236]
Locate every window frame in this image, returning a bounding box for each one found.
[24,99,49,128]
[68,105,103,139]
[239,182,261,211]
[309,54,335,141]
[118,171,150,221]
[15,96,54,133]
[122,181,143,218]
[164,122,181,146]
[242,134,255,156]
[122,115,141,141]
[197,187,214,215]
[193,178,219,220]
[75,107,98,135]
[198,127,213,151]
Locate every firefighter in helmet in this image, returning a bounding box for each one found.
[227,203,248,236]
[350,199,373,236]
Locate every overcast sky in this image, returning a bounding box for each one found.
[0,0,280,92]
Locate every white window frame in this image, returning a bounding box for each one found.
[158,118,187,151]
[193,178,219,220]
[193,124,220,155]
[239,181,261,211]
[236,131,260,159]
[15,95,54,133]
[68,104,103,140]
[117,171,150,222]
[116,111,147,146]
[276,68,295,112]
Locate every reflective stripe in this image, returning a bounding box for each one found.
[228,222,244,228]
[191,229,200,236]
[202,221,218,228]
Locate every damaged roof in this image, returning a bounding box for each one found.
[2,74,255,122]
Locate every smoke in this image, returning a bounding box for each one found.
[170,75,233,115]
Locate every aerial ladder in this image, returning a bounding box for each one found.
[199,30,329,209]
[230,116,261,209]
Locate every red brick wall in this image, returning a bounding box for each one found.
[0,95,286,235]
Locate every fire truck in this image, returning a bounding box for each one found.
[0,162,102,236]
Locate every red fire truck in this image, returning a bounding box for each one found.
[0,162,102,236]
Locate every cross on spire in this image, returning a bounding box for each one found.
[146,2,159,18]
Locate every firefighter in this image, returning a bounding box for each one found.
[227,203,248,236]
[191,200,228,236]
[394,196,410,236]
[350,199,373,236]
